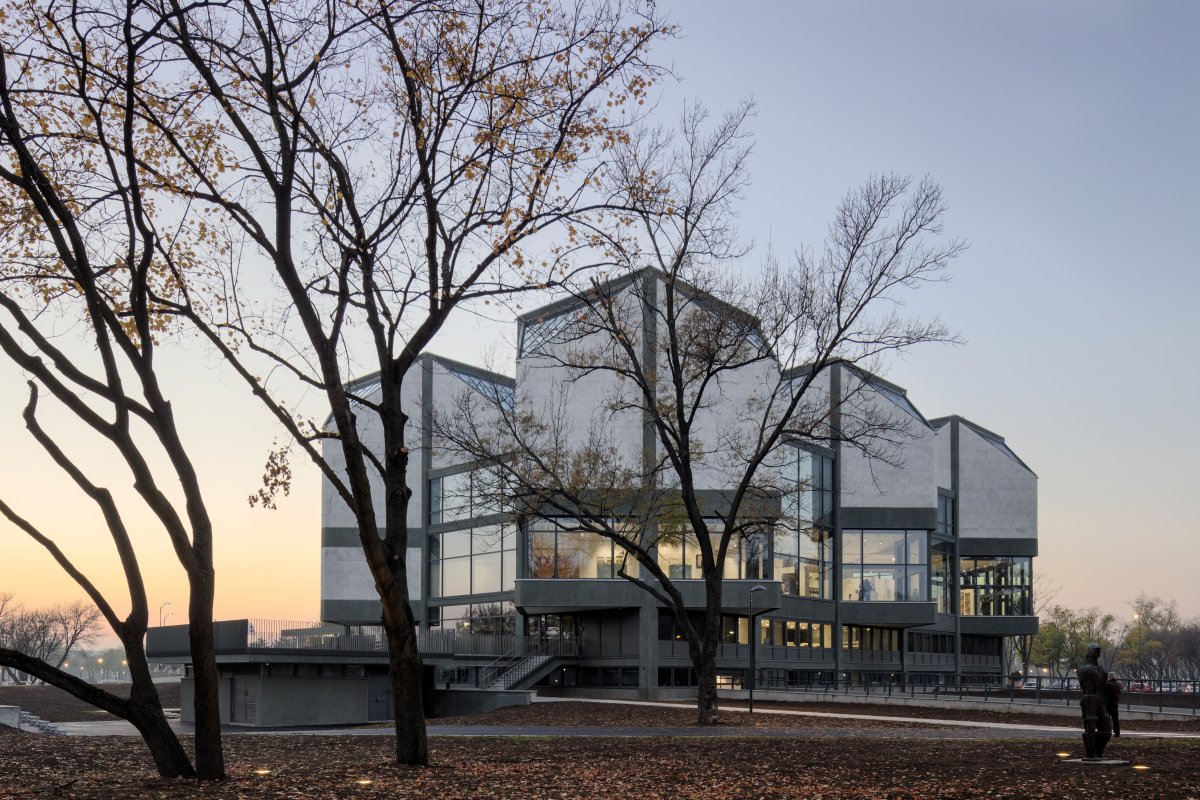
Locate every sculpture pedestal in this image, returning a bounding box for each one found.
[1061,758,1131,766]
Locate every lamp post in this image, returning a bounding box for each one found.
[159,602,172,627]
[748,584,767,713]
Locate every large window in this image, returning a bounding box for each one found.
[777,446,834,598]
[841,529,929,602]
[428,600,516,634]
[842,625,900,652]
[931,540,955,614]
[429,523,517,598]
[655,525,767,580]
[429,467,502,524]
[527,520,640,579]
[959,556,1032,616]
[936,494,955,537]
[760,618,833,649]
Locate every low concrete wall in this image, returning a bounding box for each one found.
[429,689,533,718]
[0,705,20,730]
[717,689,1199,722]
[179,678,232,724]
[257,678,369,727]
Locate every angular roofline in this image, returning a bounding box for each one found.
[930,414,1037,476]
[517,266,768,341]
[428,353,514,387]
[782,361,908,396]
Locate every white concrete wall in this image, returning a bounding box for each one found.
[515,284,645,474]
[957,424,1037,539]
[933,423,951,490]
[320,363,426,609]
[838,373,938,509]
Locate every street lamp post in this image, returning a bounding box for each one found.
[748,585,767,714]
[159,602,172,627]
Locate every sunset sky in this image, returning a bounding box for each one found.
[2,0,1197,635]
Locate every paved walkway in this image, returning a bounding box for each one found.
[48,697,1200,740]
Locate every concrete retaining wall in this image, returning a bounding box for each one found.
[717,689,1199,722]
[429,689,533,718]
[0,705,20,730]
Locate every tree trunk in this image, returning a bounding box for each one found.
[125,701,195,778]
[124,637,195,778]
[693,591,722,725]
[383,597,428,766]
[187,573,226,780]
[0,644,193,777]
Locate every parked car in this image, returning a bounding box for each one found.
[1022,678,1040,690]
[1127,681,1155,693]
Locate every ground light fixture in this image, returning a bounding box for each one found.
[254,769,271,775]
[355,779,374,785]
[1055,752,1070,759]
[1132,765,1150,771]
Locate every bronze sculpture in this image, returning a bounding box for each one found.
[1075,643,1112,759]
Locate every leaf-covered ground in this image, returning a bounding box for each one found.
[2,723,1199,799]
[433,697,1200,734]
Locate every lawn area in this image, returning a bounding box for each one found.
[0,683,181,722]
[1,725,1197,799]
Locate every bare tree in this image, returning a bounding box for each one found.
[1012,571,1060,675]
[108,0,673,766]
[0,0,232,778]
[438,103,965,723]
[0,598,101,684]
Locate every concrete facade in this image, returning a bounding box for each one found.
[318,268,1040,694]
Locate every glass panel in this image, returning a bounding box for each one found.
[841,531,862,564]
[440,472,471,523]
[429,478,442,525]
[712,534,740,579]
[795,449,814,523]
[528,525,556,578]
[777,553,800,595]
[472,552,502,594]
[431,603,469,629]
[429,559,442,597]
[905,566,928,601]
[657,529,684,579]
[556,529,611,579]
[615,545,640,580]
[743,530,768,580]
[441,529,470,559]
[799,559,823,598]
[906,531,928,565]
[501,548,516,591]
[798,527,821,560]
[473,468,502,516]
[862,531,904,564]
[844,566,905,601]
[442,557,471,596]
[473,524,503,554]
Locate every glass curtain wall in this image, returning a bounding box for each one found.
[654,525,766,580]
[841,530,929,601]
[959,557,1032,615]
[429,523,517,597]
[932,493,956,614]
[527,519,641,579]
[776,446,834,598]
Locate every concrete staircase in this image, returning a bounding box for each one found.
[14,709,62,734]
[487,652,554,690]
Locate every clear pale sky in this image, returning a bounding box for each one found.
[1,0,1197,633]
